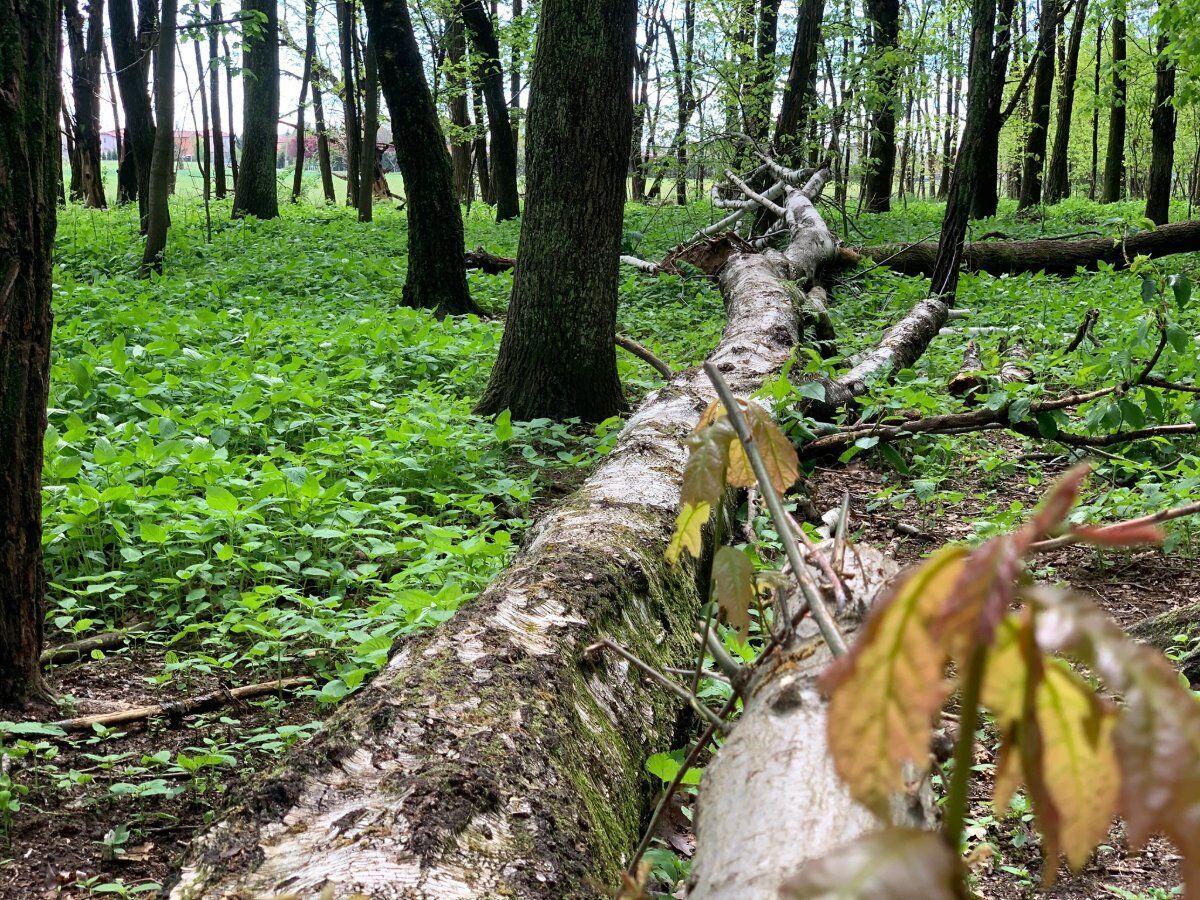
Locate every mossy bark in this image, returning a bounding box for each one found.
[170,230,804,900]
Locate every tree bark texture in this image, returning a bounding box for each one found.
[1101,9,1126,203]
[1017,0,1061,209]
[0,0,61,705]
[861,0,900,212]
[1144,27,1176,226]
[108,0,156,227]
[291,0,315,203]
[475,0,635,421]
[208,1,227,198]
[232,0,280,219]
[856,220,1200,276]
[357,35,379,222]
[447,18,474,203]
[461,0,519,221]
[336,0,360,207]
[140,0,176,273]
[364,0,479,317]
[774,0,824,166]
[64,0,107,208]
[168,199,808,900]
[970,0,1015,219]
[1044,0,1088,204]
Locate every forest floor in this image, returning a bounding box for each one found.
[5,185,1199,897]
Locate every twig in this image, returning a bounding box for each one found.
[51,676,313,732]
[1031,499,1200,552]
[701,631,745,686]
[704,363,847,656]
[589,638,728,733]
[615,334,674,378]
[723,170,787,219]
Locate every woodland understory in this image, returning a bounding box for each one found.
[0,181,1194,899]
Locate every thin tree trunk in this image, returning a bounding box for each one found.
[510,0,521,152]
[1101,6,1126,203]
[1017,0,1061,209]
[233,0,280,218]
[291,0,315,203]
[477,0,635,421]
[64,0,107,207]
[337,0,361,207]
[62,96,80,202]
[861,0,900,211]
[0,0,59,707]
[774,0,824,165]
[312,88,335,203]
[938,18,960,198]
[1044,0,1088,203]
[931,0,999,295]
[357,34,379,222]
[460,0,519,220]
[223,31,238,187]
[141,0,175,272]
[108,0,156,225]
[447,18,473,203]
[472,80,493,204]
[970,0,1015,218]
[1089,22,1102,198]
[102,41,123,173]
[208,1,227,198]
[193,37,212,203]
[745,0,782,146]
[1144,25,1177,225]
[364,0,479,316]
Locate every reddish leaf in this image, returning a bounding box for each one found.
[1069,521,1166,547]
[712,546,754,640]
[824,547,967,815]
[1019,463,1091,547]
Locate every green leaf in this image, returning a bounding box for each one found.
[494,409,513,442]
[645,750,703,786]
[140,522,168,544]
[666,502,711,565]
[205,485,239,514]
[1167,323,1191,354]
[1170,273,1192,308]
[712,546,755,640]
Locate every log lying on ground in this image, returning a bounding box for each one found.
[169,240,810,899]
[852,218,1200,277]
[688,542,937,899]
[40,623,149,666]
[1129,602,1200,686]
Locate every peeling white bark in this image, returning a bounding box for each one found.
[170,245,805,900]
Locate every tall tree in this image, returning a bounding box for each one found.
[292,0,316,203]
[232,0,280,218]
[64,0,107,207]
[1017,0,1061,209]
[1044,0,1088,203]
[1089,21,1102,198]
[357,34,379,222]
[774,0,823,165]
[460,0,519,220]
[861,0,901,212]
[931,0,999,296]
[209,1,227,198]
[446,17,474,202]
[141,0,176,272]
[970,0,1016,218]
[362,0,479,316]
[0,0,60,706]
[1101,4,1126,203]
[661,0,695,205]
[477,0,635,421]
[336,0,360,206]
[108,0,156,227]
[1144,25,1177,224]
[193,36,212,202]
[744,0,782,145]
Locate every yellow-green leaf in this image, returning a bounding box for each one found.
[725,401,799,494]
[712,546,754,640]
[666,501,710,565]
[681,421,734,509]
[823,546,968,815]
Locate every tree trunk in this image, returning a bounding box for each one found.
[1101,7,1126,203]
[64,0,107,208]
[223,31,238,187]
[861,0,900,212]
[108,0,156,227]
[446,17,473,203]
[0,0,59,707]
[208,1,227,199]
[364,0,479,317]
[774,0,824,166]
[1144,27,1177,226]
[337,0,361,207]
[476,0,635,422]
[460,0,519,221]
[192,38,212,203]
[1044,0,1087,204]
[292,0,316,203]
[232,0,280,219]
[744,0,782,146]
[1017,0,1061,209]
[931,0,999,295]
[970,0,1015,218]
[312,84,335,203]
[357,34,379,223]
[141,0,175,272]
[856,219,1200,276]
[937,18,959,199]
[169,178,808,900]
[472,81,492,204]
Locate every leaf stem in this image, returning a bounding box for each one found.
[944,641,988,851]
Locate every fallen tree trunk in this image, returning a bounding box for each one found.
[169,240,812,899]
[852,218,1200,277]
[688,542,936,898]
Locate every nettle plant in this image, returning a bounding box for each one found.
[669,387,1200,896]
